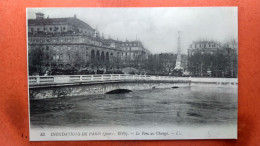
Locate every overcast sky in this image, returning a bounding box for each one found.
[27,7,238,54]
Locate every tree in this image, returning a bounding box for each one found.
[145,53,177,75]
[28,46,44,75]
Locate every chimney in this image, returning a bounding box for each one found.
[36,12,44,19]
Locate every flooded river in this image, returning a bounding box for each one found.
[30,86,237,128]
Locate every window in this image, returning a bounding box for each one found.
[50,27,52,31]
[59,54,63,60]
[63,27,66,30]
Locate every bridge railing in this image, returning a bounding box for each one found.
[28,74,237,86]
[28,74,183,84]
[29,76,55,84]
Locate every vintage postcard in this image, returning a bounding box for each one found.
[27,7,238,141]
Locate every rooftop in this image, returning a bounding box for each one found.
[28,16,94,31]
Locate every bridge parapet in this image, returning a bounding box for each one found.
[28,75,238,99]
[29,74,186,84]
[28,74,238,88]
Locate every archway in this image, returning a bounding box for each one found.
[91,50,95,61]
[96,50,100,62]
[66,64,71,69]
[101,51,105,62]
[106,52,109,62]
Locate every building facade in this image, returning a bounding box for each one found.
[187,40,238,77]
[28,13,149,75]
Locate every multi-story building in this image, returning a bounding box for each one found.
[187,40,237,77]
[188,40,221,56]
[28,12,149,75]
[28,12,95,36]
[120,40,150,61]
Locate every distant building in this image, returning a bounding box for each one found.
[187,40,237,77]
[120,40,150,61]
[188,40,221,56]
[28,12,150,75]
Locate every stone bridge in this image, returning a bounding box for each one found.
[28,74,237,99]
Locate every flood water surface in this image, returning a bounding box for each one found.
[30,86,237,128]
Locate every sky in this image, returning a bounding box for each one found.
[27,7,238,54]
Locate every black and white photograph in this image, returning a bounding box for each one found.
[27,7,238,141]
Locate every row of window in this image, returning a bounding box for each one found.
[50,53,88,61]
[122,43,140,47]
[39,46,89,52]
[190,43,217,48]
[49,52,141,60]
[190,51,215,55]
[30,26,94,35]
[30,26,68,32]
[29,37,94,44]
[121,52,141,56]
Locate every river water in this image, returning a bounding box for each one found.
[30,86,237,128]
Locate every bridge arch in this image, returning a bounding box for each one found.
[105,89,132,94]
